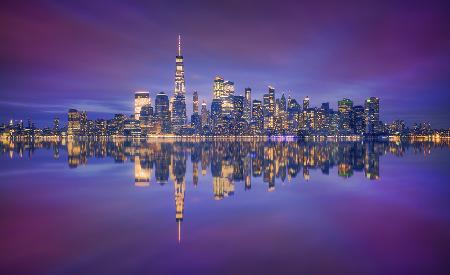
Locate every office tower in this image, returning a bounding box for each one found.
[68,109,81,136]
[329,111,340,135]
[222,80,235,117]
[211,99,222,130]
[79,111,88,135]
[139,104,154,136]
[213,76,225,99]
[200,100,210,129]
[243,88,252,122]
[262,86,275,131]
[193,91,199,114]
[191,112,201,133]
[287,96,301,134]
[171,94,187,133]
[275,96,287,134]
[268,86,275,114]
[171,36,187,132]
[233,96,244,119]
[53,117,60,133]
[365,97,380,135]
[174,34,185,96]
[352,105,365,135]
[134,91,150,120]
[338,98,353,134]
[303,96,310,110]
[305,108,317,132]
[319,102,331,134]
[280,93,287,112]
[191,93,201,134]
[155,92,171,134]
[251,100,263,134]
[316,107,327,134]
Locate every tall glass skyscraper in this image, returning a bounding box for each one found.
[365,97,380,134]
[172,35,187,132]
[134,91,150,121]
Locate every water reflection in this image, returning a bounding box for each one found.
[1,139,448,243]
[1,139,448,183]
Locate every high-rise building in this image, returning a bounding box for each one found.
[155,92,171,134]
[352,105,365,135]
[200,100,209,129]
[268,86,275,114]
[280,93,287,112]
[139,104,154,135]
[67,109,81,136]
[233,95,244,119]
[213,76,225,99]
[174,34,185,96]
[172,35,187,132]
[53,117,60,134]
[193,91,199,114]
[365,97,380,134]
[243,88,252,122]
[211,99,222,128]
[134,91,150,121]
[171,94,187,133]
[303,96,310,110]
[251,100,263,134]
[79,111,88,135]
[287,96,301,134]
[338,98,353,134]
[222,80,235,117]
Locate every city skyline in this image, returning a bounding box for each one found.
[1,1,450,128]
[1,35,446,138]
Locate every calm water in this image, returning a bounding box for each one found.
[1,139,449,274]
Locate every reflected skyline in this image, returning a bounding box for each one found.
[2,139,448,244]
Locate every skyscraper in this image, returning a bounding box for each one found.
[338,98,353,134]
[53,117,60,134]
[251,100,263,134]
[200,100,210,131]
[352,105,365,135]
[211,99,222,129]
[213,76,225,99]
[193,91,199,114]
[67,109,80,136]
[213,76,234,117]
[365,97,380,134]
[172,35,187,132]
[222,80,235,117]
[172,94,187,133]
[233,95,244,119]
[303,96,310,110]
[243,88,252,122]
[155,92,171,134]
[174,34,185,96]
[134,91,150,121]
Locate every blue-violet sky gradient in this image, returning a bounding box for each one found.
[1,0,450,127]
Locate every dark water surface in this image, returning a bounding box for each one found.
[1,140,449,274]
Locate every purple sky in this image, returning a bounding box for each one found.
[1,0,450,128]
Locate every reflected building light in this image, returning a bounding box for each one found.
[135,156,150,187]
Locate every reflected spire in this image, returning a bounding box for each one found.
[178,220,181,244]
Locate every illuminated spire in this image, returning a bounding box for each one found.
[178,34,181,56]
